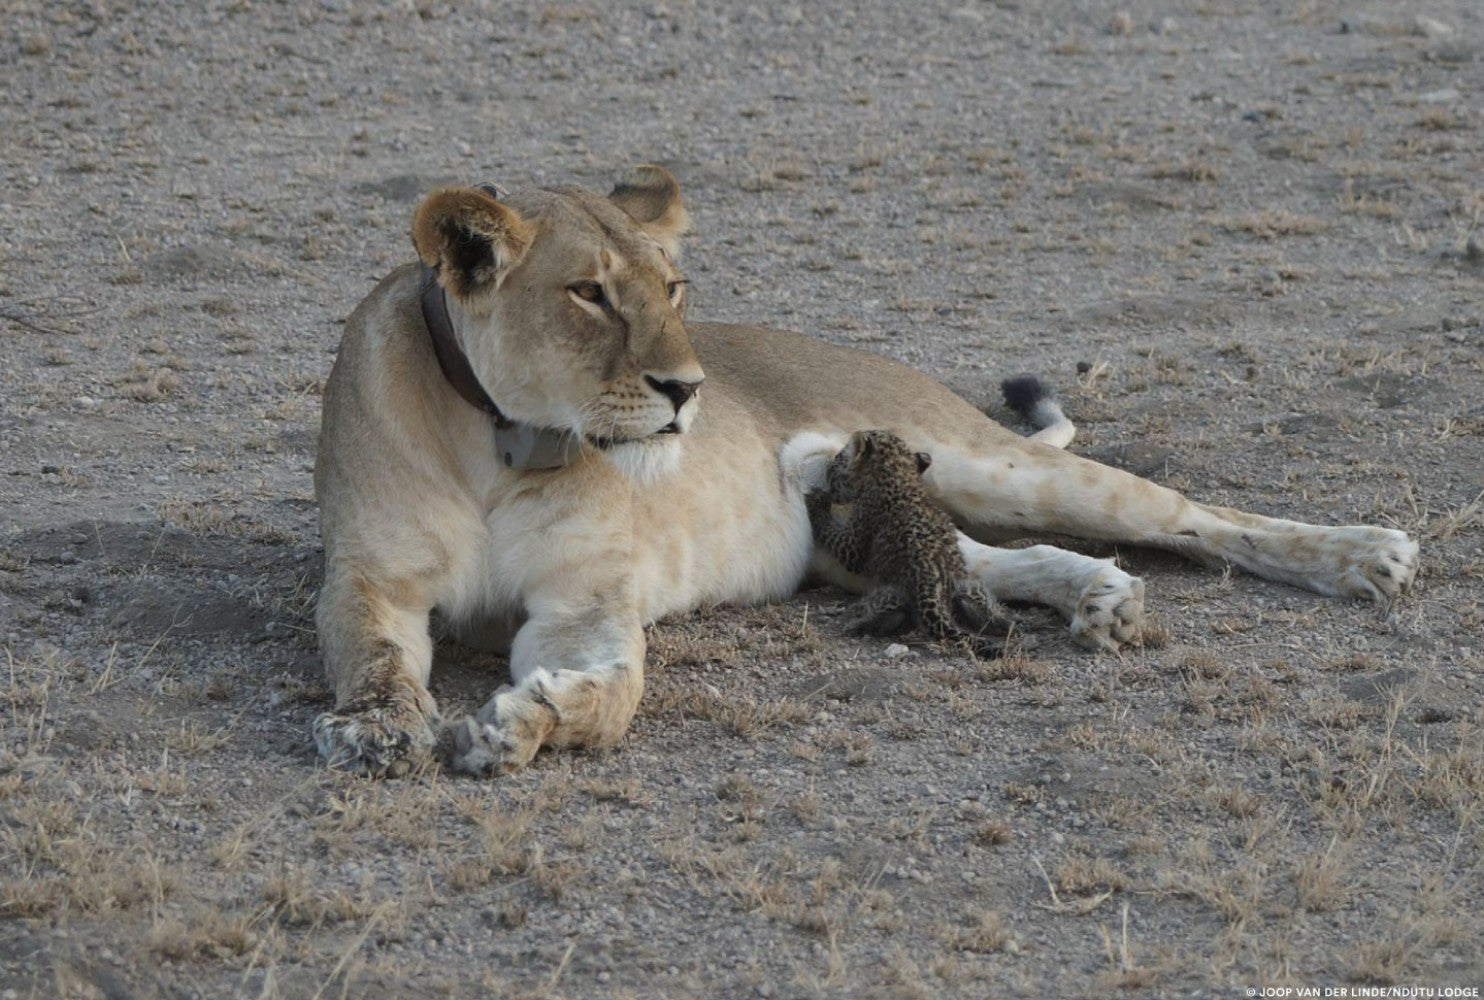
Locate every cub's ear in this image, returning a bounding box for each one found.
[609,164,690,256]
[915,452,932,475]
[412,188,533,306]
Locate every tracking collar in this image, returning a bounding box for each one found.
[418,262,582,472]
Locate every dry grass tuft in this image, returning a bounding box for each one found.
[938,908,1010,953]
[1337,180,1401,220]
[157,499,296,544]
[1149,158,1220,182]
[1098,902,1158,990]
[577,776,652,808]
[641,677,812,738]
[1214,784,1262,819]
[148,913,260,962]
[973,819,1012,847]
[1213,210,1327,239]
[1161,858,1266,925]
[973,649,1055,685]
[455,797,537,878]
[262,870,372,926]
[1055,855,1130,896]
[1416,108,1458,131]
[118,361,181,402]
[1293,837,1351,912]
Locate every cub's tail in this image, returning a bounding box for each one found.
[1000,375,1075,450]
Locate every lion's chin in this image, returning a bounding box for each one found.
[597,434,684,485]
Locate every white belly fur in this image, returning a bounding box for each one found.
[434,428,825,638]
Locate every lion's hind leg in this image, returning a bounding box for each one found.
[929,435,1417,610]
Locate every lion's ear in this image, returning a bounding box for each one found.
[412,188,533,303]
[609,164,690,256]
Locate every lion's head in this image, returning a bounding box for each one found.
[411,165,703,474]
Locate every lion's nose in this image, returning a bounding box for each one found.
[645,374,703,413]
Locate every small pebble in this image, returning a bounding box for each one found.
[884,643,911,658]
[20,33,53,56]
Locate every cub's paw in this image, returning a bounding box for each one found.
[1069,564,1146,652]
[443,683,558,777]
[845,608,912,638]
[313,690,437,778]
[957,633,1005,660]
[1325,527,1419,604]
[952,581,1011,639]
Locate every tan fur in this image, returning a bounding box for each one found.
[412,189,534,305]
[606,164,692,256]
[313,166,1420,776]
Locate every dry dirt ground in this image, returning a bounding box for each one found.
[2,1,1483,998]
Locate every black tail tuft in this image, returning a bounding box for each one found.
[1000,375,1052,420]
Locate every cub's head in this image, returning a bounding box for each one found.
[411,165,703,475]
[826,429,932,502]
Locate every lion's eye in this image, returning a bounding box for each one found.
[667,279,688,303]
[570,282,607,307]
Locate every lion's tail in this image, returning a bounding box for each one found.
[1001,375,1075,449]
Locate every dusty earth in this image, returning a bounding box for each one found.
[2,0,1483,997]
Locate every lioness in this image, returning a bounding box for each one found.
[313,165,1418,776]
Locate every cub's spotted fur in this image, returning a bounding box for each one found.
[807,430,1005,655]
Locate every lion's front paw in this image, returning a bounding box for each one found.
[1068,565,1146,652]
[443,683,557,777]
[1327,527,1419,604]
[313,690,437,778]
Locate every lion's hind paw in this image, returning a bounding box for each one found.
[1068,566,1146,652]
[1329,527,1418,605]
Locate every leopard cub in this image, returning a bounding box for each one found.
[806,429,1006,655]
